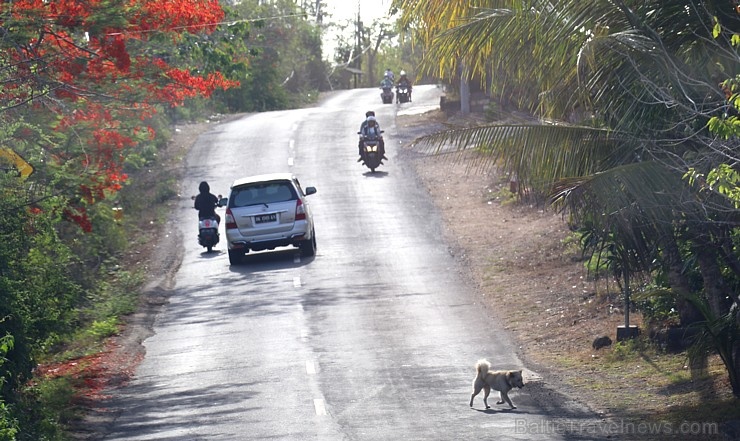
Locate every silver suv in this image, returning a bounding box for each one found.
[223,173,317,265]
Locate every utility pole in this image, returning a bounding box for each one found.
[354,1,362,88]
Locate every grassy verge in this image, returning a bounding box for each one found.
[25,119,206,440]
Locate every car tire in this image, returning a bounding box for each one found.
[228,249,244,265]
[300,232,316,258]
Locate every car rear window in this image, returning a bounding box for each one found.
[230,181,296,207]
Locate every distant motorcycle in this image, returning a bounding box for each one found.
[357,130,385,173]
[380,86,394,104]
[396,85,410,103]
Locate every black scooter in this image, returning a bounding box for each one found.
[380,87,394,104]
[357,130,385,173]
[396,85,410,103]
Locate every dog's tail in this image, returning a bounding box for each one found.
[475,359,491,377]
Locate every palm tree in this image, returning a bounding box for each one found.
[393,0,740,397]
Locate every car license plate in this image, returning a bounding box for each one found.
[254,213,277,224]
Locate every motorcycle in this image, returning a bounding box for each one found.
[357,130,385,173]
[198,216,220,253]
[192,195,226,253]
[396,85,410,103]
[380,86,394,104]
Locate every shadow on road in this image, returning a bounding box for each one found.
[226,249,314,275]
[362,170,388,178]
[198,249,224,259]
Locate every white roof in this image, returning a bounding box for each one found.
[230,172,296,188]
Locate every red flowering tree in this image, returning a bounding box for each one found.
[0,0,239,231]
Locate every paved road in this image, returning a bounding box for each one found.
[98,86,594,440]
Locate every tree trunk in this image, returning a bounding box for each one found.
[733,329,740,398]
[460,64,470,115]
[694,243,729,318]
[662,236,703,325]
[694,238,740,396]
[733,309,740,398]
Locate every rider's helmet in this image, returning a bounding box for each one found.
[199,181,210,194]
[400,70,406,76]
[366,116,377,127]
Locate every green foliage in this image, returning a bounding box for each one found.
[0,140,142,437]
[85,318,119,340]
[483,185,517,206]
[153,177,179,205]
[561,231,584,258]
[684,295,740,391]
[706,115,740,139]
[0,401,19,441]
[605,337,651,363]
[191,0,330,112]
[82,271,142,327]
[35,377,77,426]
[686,164,740,209]
[634,287,681,328]
[19,376,77,440]
[0,335,19,441]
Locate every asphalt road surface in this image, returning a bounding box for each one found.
[98,86,596,440]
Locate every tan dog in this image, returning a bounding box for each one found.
[469,359,524,409]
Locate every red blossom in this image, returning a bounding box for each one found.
[35,339,143,403]
[2,0,238,231]
[63,207,93,233]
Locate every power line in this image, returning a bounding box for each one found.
[104,13,307,37]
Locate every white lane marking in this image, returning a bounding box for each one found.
[306,360,316,375]
[288,139,295,166]
[293,276,301,288]
[313,398,327,416]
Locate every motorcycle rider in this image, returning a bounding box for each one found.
[380,76,394,90]
[397,70,413,102]
[358,113,386,161]
[193,181,222,224]
[384,68,394,83]
[358,110,379,140]
[380,76,394,103]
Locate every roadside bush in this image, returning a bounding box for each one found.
[634,287,681,329]
[605,337,652,362]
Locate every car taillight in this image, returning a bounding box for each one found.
[225,208,237,229]
[295,199,306,220]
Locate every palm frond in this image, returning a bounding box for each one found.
[548,161,696,276]
[550,161,690,222]
[411,123,628,195]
